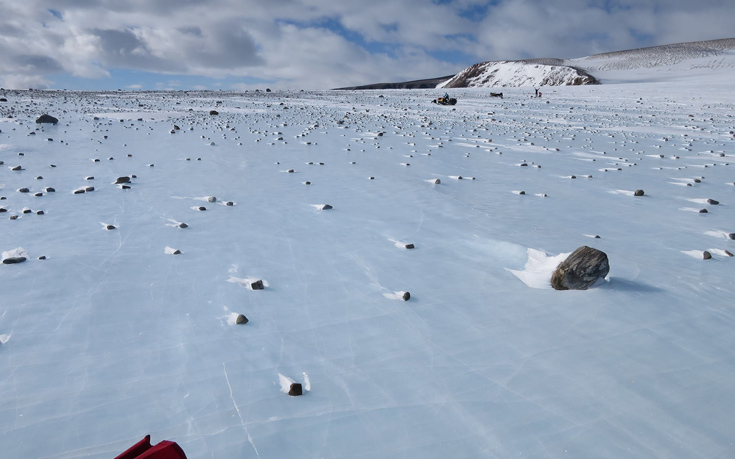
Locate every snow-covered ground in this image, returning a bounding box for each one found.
[1,76,734,458]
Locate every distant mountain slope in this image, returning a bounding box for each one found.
[571,38,735,72]
[438,61,597,89]
[335,38,735,90]
[334,75,454,90]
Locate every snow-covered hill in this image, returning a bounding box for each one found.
[437,38,735,88]
[438,60,597,88]
[570,38,735,83]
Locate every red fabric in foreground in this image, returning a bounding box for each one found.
[114,436,187,459]
[135,441,187,459]
[114,435,152,459]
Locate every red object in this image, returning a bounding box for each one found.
[114,435,187,459]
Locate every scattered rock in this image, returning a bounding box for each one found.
[707,199,719,205]
[236,314,249,325]
[402,291,411,301]
[250,280,265,290]
[18,188,29,193]
[207,196,216,202]
[699,209,708,213]
[634,190,645,196]
[404,243,415,249]
[728,233,735,240]
[178,222,188,228]
[106,225,116,230]
[209,110,219,115]
[114,176,131,184]
[703,251,712,260]
[38,256,46,260]
[2,257,26,264]
[288,383,303,396]
[725,250,733,257]
[551,246,610,291]
[36,114,58,124]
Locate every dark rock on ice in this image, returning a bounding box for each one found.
[250,280,265,290]
[703,251,712,260]
[18,188,29,193]
[106,225,116,230]
[707,199,719,205]
[179,223,188,228]
[288,383,303,396]
[3,257,26,264]
[114,176,131,184]
[551,246,610,291]
[209,110,219,115]
[36,114,58,124]
[634,190,645,196]
[402,292,411,301]
[236,314,249,325]
[699,209,708,213]
[38,256,46,260]
[404,244,415,249]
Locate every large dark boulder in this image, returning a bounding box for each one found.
[3,257,26,264]
[288,383,303,396]
[551,246,609,290]
[36,114,58,124]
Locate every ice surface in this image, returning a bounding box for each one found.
[1,80,735,458]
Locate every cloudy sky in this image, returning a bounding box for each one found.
[1,0,733,90]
